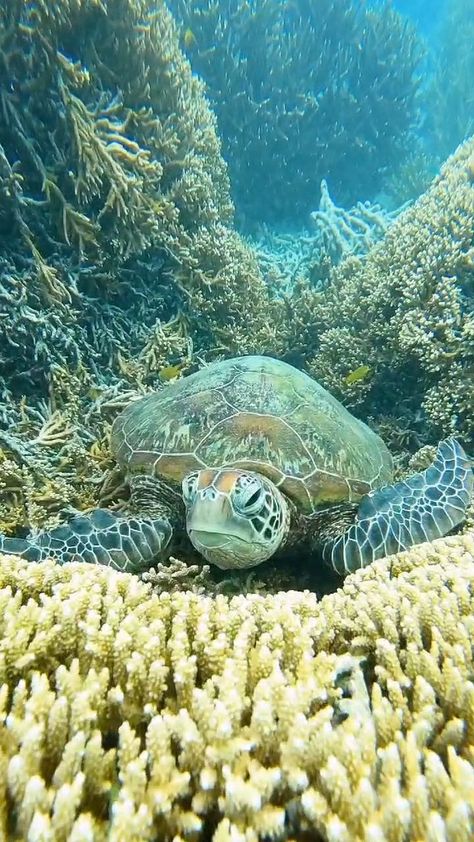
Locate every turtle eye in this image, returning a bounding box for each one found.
[233,477,266,515]
[182,471,200,504]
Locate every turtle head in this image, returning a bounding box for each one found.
[182,468,290,570]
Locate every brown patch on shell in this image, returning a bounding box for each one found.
[303,470,355,509]
[152,453,203,483]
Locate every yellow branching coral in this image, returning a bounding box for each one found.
[1,532,473,839]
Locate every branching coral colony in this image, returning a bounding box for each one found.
[0,0,286,535]
[0,4,473,839]
[0,532,473,840]
[0,0,471,545]
[170,0,422,224]
[286,136,474,455]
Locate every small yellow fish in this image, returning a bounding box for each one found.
[344,364,372,385]
[87,386,104,400]
[159,362,185,381]
[183,28,197,48]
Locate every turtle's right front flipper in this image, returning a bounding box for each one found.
[0,509,173,573]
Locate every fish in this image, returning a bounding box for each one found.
[343,364,372,385]
[159,362,186,381]
[183,28,197,49]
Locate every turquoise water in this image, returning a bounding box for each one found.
[383,0,446,32]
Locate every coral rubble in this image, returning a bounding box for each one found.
[0,531,473,839]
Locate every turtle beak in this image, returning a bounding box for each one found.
[185,490,252,568]
[186,492,237,547]
[188,530,233,549]
[187,528,251,570]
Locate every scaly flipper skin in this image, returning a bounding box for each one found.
[324,438,473,575]
[0,509,173,573]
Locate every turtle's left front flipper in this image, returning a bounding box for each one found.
[0,508,173,573]
[324,438,473,576]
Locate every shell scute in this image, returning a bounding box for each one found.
[195,411,315,479]
[111,356,393,513]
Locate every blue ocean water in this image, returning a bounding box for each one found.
[386,0,447,34]
[168,0,474,225]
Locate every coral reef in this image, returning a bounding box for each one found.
[0,12,472,840]
[0,0,284,391]
[383,146,438,208]
[0,0,287,535]
[250,181,400,300]
[170,0,422,224]
[309,180,401,264]
[0,2,471,569]
[0,530,473,840]
[426,0,474,162]
[296,135,474,450]
[1,132,472,544]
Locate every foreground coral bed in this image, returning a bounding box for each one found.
[1,534,473,840]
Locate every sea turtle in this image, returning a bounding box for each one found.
[1,356,472,575]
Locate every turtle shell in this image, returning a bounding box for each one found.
[111,355,393,514]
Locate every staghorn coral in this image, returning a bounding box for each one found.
[0,531,474,839]
[251,182,400,300]
[309,180,402,264]
[0,0,284,391]
[170,0,422,225]
[0,0,287,534]
[0,0,232,263]
[299,134,474,448]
